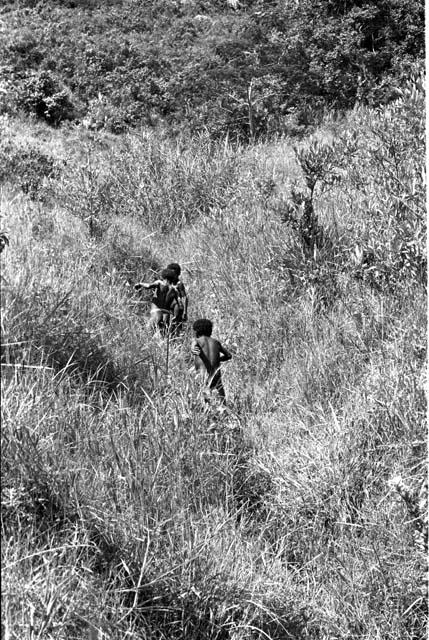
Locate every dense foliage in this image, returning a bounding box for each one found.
[1,0,424,137]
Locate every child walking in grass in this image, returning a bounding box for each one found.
[134,268,179,335]
[167,262,188,326]
[167,262,189,334]
[191,318,232,403]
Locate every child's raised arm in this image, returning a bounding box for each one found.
[134,280,160,291]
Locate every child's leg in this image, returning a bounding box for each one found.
[170,303,183,335]
[210,371,226,403]
[148,307,163,332]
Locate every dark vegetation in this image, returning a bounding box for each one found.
[1,0,424,138]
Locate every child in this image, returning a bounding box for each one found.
[191,319,232,403]
[134,268,179,334]
[167,262,188,331]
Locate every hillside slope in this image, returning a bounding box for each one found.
[1,0,425,137]
[1,70,427,639]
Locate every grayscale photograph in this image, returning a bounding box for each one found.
[0,1,426,638]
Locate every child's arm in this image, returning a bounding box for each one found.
[219,343,232,363]
[134,280,160,291]
[191,340,212,372]
[191,340,201,356]
[182,289,189,320]
[178,282,189,320]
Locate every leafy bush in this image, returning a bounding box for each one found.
[336,70,426,290]
[16,71,75,126]
[275,70,425,308]
[2,0,424,136]
[82,95,130,134]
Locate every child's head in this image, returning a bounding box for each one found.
[167,263,181,277]
[161,268,178,285]
[193,318,213,337]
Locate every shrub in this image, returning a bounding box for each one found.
[82,95,131,134]
[343,74,426,290]
[55,156,114,239]
[17,71,75,126]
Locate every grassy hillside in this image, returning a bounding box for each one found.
[1,73,427,639]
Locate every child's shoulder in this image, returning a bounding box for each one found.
[177,280,186,292]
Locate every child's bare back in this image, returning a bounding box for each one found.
[193,335,224,376]
[191,319,232,402]
[134,268,178,334]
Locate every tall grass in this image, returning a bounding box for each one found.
[1,77,427,639]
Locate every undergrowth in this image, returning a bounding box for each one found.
[1,75,426,639]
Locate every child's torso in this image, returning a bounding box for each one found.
[194,336,221,375]
[175,281,186,309]
[152,283,176,310]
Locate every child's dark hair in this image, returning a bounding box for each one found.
[167,262,181,276]
[193,318,213,337]
[161,268,178,284]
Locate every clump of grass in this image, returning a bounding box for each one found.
[0,192,159,393]
[1,367,317,639]
[0,137,60,201]
[51,131,243,237]
[101,223,161,285]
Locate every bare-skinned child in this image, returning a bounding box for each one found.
[167,262,188,332]
[134,268,179,334]
[191,318,232,403]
